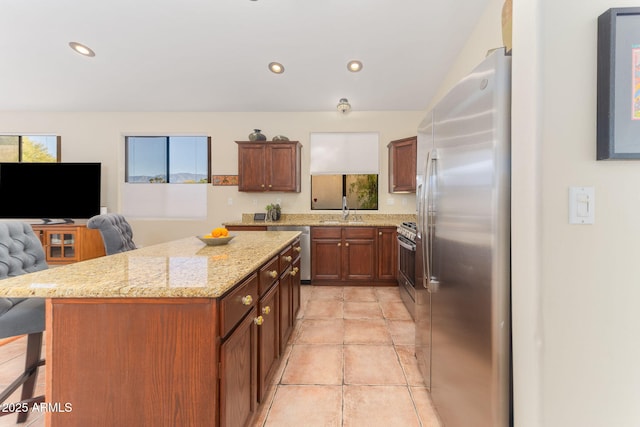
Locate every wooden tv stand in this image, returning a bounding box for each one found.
[31,224,105,265]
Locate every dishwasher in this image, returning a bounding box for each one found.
[266,225,310,283]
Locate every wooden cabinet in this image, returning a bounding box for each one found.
[388,136,417,193]
[236,141,301,192]
[311,227,395,285]
[291,239,301,319]
[219,306,258,427]
[376,227,397,281]
[257,280,279,403]
[342,228,376,281]
[311,227,342,281]
[32,224,105,265]
[219,273,259,427]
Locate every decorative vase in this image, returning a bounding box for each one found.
[272,135,290,142]
[270,209,281,221]
[249,129,267,141]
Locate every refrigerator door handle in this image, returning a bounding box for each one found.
[418,154,429,289]
[426,149,440,291]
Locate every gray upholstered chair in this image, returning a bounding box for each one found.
[0,222,48,423]
[87,213,137,255]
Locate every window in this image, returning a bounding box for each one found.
[311,174,379,210]
[0,135,60,162]
[123,136,211,219]
[309,132,379,210]
[125,136,210,183]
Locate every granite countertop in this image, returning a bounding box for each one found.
[224,213,416,227]
[0,231,300,299]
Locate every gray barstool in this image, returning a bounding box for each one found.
[0,222,48,424]
[87,213,137,255]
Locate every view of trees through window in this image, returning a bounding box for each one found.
[311,174,379,210]
[0,135,59,162]
[125,136,210,183]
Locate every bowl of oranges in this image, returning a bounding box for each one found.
[197,227,235,246]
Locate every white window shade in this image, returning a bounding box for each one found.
[310,132,379,174]
[122,183,207,219]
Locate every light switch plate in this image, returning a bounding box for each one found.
[569,187,595,224]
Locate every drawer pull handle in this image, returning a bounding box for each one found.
[254,316,264,326]
[269,270,278,278]
[262,306,271,315]
[294,267,299,273]
[294,246,302,253]
[284,255,292,262]
[345,242,350,247]
[290,269,297,277]
[379,231,382,235]
[338,242,341,247]
[241,295,253,305]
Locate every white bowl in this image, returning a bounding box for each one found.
[197,234,235,246]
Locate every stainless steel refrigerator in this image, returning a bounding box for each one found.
[415,48,512,427]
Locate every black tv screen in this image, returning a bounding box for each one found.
[0,162,101,220]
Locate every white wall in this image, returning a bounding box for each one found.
[0,111,422,245]
[512,0,640,426]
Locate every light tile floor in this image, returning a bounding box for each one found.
[253,285,442,427]
[0,285,442,427]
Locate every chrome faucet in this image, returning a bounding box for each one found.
[342,196,349,220]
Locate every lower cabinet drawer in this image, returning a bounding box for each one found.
[220,272,258,338]
[259,256,279,296]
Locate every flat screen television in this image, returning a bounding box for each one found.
[0,162,101,223]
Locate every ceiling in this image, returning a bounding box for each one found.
[1,0,491,112]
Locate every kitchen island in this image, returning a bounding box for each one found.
[0,231,302,427]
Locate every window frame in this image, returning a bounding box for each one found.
[0,135,61,162]
[124,135,211,184]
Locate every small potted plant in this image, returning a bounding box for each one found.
[265,203,281,221]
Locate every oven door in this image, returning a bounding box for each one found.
[397,234,416,319]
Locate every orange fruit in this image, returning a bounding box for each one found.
[211,227,228,238]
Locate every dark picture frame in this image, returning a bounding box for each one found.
[597,7,640,160]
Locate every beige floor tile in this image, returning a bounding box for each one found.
[270,345,293,385]
[410,386,443,427]
[343,319,392,345]
[310,286,344,301]
[387,319,416,345]
[343,286,377,302]
[395,345,426,386]
[295,319,344,344]
[304,300,343,319]
[343,385,420,427]
[263,385,342,427]
[379,300,413,320]
[375,286,403,301]
[344,345,406,385]
[343,301,383,319]
[281,345,343,385]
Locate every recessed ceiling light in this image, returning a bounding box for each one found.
[69,42,95,57]
[347,60,363,72]
[268,62,285,74]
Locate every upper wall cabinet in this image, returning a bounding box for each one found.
[387,136,416,193]
[236,141,301,192]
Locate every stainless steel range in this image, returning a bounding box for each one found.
[397,221,417,319]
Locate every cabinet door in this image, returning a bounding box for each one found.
[279,266,293,353]
[257,283,279,403]
[376,227,397,281]
[220,307,258,427]
[389,136,417,193]
[291,257,301,319]
[311,237,342,281]
[343,238,376,281]
[266,144,300,192]
[238,144,267,191]
[43,229,79,263]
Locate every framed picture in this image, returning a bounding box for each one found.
[597,7,640,159]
